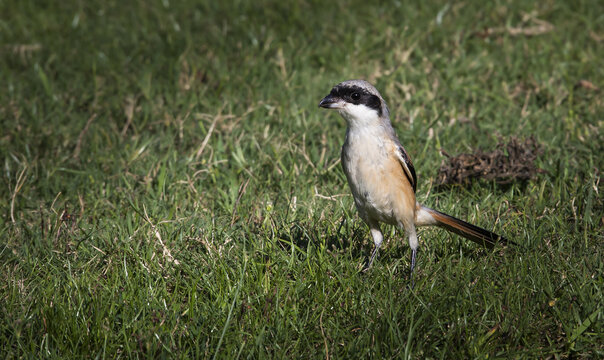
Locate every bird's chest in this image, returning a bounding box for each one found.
[341,133,395,219]
[341,136,388,182]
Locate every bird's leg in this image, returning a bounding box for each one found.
[367,245,380,269]
[364,226,383,270]
[406,226,418,286]
[410,248,417,279]
[406,248,417,289]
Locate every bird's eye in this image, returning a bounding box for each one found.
[351,92,361,101]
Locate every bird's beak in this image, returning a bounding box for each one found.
[318,94,343,109]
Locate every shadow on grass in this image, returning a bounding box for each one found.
[272,218,369,260]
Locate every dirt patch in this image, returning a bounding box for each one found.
[436,137,544,187]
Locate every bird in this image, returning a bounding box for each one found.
[318,79,511,277]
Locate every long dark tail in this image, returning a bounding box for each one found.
[420,207,512,248]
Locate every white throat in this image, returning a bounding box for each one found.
[338,103,381,130]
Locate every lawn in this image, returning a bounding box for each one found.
[1,0,602,358]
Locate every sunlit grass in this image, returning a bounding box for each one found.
[1,0,602,358]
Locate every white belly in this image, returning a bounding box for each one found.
[341,133,398,225]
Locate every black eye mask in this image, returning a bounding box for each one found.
[331,85,382,117]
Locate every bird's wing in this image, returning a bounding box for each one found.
[394,145,417,193]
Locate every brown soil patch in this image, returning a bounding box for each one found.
[436,137,543,187]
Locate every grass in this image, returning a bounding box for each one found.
[1,0,602,358]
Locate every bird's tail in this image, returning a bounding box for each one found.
[417,206,512,248]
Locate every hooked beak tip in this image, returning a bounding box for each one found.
[318,95,340,109]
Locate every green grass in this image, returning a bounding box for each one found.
[1,0,603,358]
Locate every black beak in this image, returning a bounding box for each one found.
[318,94,339,109]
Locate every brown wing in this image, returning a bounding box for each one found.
[395,145,417,193]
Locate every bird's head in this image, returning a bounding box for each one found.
[318,80,389,126]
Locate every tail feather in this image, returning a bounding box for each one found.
[421,207,511,248]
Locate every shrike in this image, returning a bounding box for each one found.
[319,80,510,276]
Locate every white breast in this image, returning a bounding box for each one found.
[341,125,396,224]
